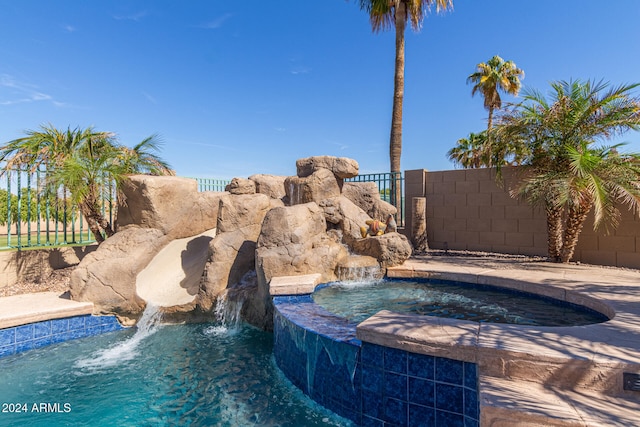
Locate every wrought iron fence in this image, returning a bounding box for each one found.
[0,169,401,250]
[0,167,115,250]
[191,178,230,193]
[346,172,404,227]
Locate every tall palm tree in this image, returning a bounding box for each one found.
[468,55,524,130]
[0,125,173,243]
[494,79,640,262]
[356,0,453,212]
[357,0,452,172]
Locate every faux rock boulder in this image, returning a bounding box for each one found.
[351,233,412,268]
[249,174,287,200]
[117,175,222,240]
[70,227,168,325]
[296,155,359,179]
[71,175,224,322]
[284,168,342,205]
[342,181,397,222]
[225,177,256,195]
[247,202,347,328]
[197,193,283,312]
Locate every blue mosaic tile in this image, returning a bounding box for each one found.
[435,383,463,413]
[464,388,479,420]
[273,295,480,427]
[362,415,384,427]
[362,364,383,393]
[33,321,51,338]
[384,346,408,374]
[409,377,435,407]
[464,416,480,427]
[385,372,408,401]
[50,333,68,344]
[436,409,464,427]
[383,397,407,425]
[362,389,383,419]
[68,315,86,331]
[409,403,435,427]
[361,343,384,367]
[408,352,434,379]
[0,327,15,345]
[436,357,464,385]
[0,345,15,357]
[464,362,477,389]
[15,324,34,342]
[85,315,104,328]
[51,318,69,334]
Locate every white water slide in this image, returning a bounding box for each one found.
[136,228,216,307]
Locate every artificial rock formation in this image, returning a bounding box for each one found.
[70,175,224,324]
[69,156,412,329]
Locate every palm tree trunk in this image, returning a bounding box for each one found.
[545,204,563,262]
[560,202,591,263]
[390,2,406,216]
[487,106,494,131]
[78,203,105,243]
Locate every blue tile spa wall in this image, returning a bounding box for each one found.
[273,296,480,427]
[0,314,124,358]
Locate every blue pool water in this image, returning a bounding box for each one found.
[0,315,352,427]
[313,278,608,326]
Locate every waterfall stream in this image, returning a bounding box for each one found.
[74,304,163,370]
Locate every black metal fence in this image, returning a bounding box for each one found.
[0,170,403,250]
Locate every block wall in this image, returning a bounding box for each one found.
[405,167,640,269]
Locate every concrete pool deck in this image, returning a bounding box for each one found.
[365,255,640,426]
[0,292,93,329]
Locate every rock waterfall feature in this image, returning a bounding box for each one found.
[69,156,412,328]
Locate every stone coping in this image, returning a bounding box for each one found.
[0,292,94,329]
[375,257,640,382]
[269,273,323,296]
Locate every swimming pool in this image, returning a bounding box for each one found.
[0,316,352,427]
[312,278,609,326]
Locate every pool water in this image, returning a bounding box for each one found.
[312,278,608,326]
[0,318,352,427]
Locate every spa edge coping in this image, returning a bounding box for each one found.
[0,292,95,330]
[269,258,640,394]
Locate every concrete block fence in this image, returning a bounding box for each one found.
[404,167,640,269]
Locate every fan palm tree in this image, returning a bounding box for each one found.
[356,0,453,212]
[447,131,488,168]
[356,1,453,173]
[468,55,524,130]
[494,79,640,262]
[0,125,173,243]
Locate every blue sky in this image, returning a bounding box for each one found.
[1,1,639,179]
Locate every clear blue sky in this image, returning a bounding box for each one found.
[1,1,639,179]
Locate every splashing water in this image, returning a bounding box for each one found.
[74,304,163,371]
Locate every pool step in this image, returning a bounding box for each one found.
[480,375,640,426]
